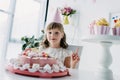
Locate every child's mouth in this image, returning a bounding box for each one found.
[51,39,56,41]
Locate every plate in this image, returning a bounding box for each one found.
[6,65,70,78]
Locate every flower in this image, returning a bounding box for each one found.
[61,7,76,16]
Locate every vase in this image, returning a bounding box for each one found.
[63,16,69,25]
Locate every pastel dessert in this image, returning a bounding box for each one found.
[112,20,120,36]
[6,48,69,78]
[89,18,110,35]
[96,18,109,26]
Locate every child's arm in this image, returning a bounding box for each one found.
[64,56,71,68]
[64,48,80,69]
[71,48,80,68]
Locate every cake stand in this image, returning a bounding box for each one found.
[6,65,69,78]
[81,35,120,80]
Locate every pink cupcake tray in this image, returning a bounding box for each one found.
[6,65,70,78]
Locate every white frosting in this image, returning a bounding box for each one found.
[19,67,25,71]
[43,64,51,71]
[9,54,67,73]
[52,64,59,72]
[28,68,37,72]
[12,59,22,69]
[9,59,67,73]
[59,66,66,72]
[38,53,43,57]
[43,64,54,73]
[56,60,66,71]
[22,63,30,69]
[39,69,46,73]
[27,52,37,57]
[9,58,16,65]
[32,64,40,70]
[13,64,19,69]
[47,69,53,73]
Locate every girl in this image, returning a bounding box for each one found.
[40,22,80,69]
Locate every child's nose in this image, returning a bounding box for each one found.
[51,33,55,37]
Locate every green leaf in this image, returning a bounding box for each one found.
[22,44,27,50]
[34,42,39,47]
[25,38,29,43]
[21,34,44,51]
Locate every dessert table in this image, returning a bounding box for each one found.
[0,66,96,80]
[0,62,120,80]
[0,59,120,79]
[81,35,120,80]
[1,67,120,80]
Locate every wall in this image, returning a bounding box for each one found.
[47,0,120,76]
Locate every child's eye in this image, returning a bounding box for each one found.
[55,32,59,35]
[48,32,52,34]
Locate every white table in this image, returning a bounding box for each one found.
[0,67,95,80]
[0,60,120,80]
[1,67,120,80]
[81,35,120,80]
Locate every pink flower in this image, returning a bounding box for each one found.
[61,7,76,16]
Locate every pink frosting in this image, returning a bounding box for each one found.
[19,55,57,67]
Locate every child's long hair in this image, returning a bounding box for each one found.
[41,22,68,49]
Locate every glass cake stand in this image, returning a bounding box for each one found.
[81,35,120,80]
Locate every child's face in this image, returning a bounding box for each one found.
[46,28,64,47]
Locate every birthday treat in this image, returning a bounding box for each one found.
[6,48,69,78]
[112,20,120,36]
[89,18,110,35]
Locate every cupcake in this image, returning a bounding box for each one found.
[89,18,110,35]
[112,20,120,36]
[89,20,96,34]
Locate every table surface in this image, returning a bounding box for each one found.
[0,64,120,80]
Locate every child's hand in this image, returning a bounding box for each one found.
[71,48,80,68]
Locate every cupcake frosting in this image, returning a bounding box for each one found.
[115,20,120,27]
[96,18,109,26]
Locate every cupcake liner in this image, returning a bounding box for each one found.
[97,27,101,34]
[118,27,120,35]
[105,27,110,34]
[112,28,116,35]
[94,26,98,34]
[93,26,110,35]
[112,27,120,36]
[101,26,104,34]
[89,27,95,34]
[116,27,120,35]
